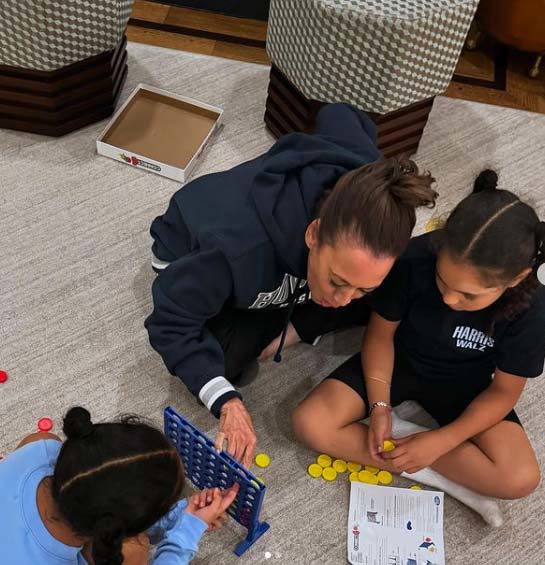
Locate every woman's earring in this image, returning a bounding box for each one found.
[537,263,545,285]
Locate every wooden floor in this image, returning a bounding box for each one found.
[445,39,545,114]
[128,1,268,64]
[128,1,545,114]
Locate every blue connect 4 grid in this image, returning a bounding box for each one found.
[164,407,270,556]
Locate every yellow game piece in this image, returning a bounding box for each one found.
[357,470,379,484]
[409,485,423,490]
[348,472,359,482]
[308,463,323,478]
[358,470,378,485]
[377,470,393,485]
[364,465,379,475]
[347,462,362,473]
[322,467,338,481]
[382,440,396,452]
[255,453,271,468]
[332,459,347,473]
[357,470,373,482]
[425,215,446,233]
[317,454,332,468]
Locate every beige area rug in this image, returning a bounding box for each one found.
[1,42,545,565]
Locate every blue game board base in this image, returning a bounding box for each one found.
[234,521,271,557]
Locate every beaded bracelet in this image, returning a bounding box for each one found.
[369,401,392,415]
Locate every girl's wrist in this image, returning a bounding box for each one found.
[369,401,392,416]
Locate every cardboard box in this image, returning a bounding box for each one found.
[97,84,223,182]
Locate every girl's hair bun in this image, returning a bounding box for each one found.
[63,406,94,440]
[473,169,498,193]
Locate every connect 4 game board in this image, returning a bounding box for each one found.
[164,407,270,556]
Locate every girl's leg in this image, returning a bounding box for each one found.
[293,379,388,469]
[292,370,400,472]
[390,413,504,526]
[293,364,507,524]
[429,420,540,499]
[415,377,540,499]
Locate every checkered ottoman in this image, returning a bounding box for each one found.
[265,0,478,157]
[0,0,133,136]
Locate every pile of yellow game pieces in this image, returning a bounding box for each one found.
[252,446,423,491]
[306,441,423,490]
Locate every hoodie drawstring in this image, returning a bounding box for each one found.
[274,278,300,363]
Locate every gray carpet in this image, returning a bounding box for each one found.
[1,42,545,565]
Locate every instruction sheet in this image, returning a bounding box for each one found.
[347,483,445,565]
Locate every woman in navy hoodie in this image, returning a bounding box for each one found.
[145,104,437,466]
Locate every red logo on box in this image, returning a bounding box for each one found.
[119,153,161,172]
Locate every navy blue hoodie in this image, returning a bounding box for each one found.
[145,104,381,416]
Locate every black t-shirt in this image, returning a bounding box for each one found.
[368,233,545,380]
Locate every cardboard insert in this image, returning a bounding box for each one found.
[102,89,220,170]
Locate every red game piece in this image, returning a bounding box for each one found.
[38,417,53,433]
[0,370,8,383]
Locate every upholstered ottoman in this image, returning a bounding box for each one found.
[0,0,133,136]
[265,0,478,157]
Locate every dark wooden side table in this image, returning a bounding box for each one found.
[265,65,434,159]
[0,1,133,136]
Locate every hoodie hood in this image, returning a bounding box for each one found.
[251,108,381,277]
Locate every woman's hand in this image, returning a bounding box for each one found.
[368,407,392,459]
[382,430,452,474]
[217,398,257,468]
[186,484,239,532]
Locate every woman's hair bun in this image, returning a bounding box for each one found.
[473,169,498,193]
[63,406,94,440]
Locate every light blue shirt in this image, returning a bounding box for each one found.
[0,439,207,565]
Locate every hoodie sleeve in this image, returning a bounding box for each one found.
[149,500,208,565]
[314,103,379,152]
[145,247,242,417]
[150,196,193,270]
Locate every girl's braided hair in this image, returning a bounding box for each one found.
[52,407,185,565]
[434,170,545,325]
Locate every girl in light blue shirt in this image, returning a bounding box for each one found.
[0,406,238,565]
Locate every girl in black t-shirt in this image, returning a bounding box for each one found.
[293,170,545,501]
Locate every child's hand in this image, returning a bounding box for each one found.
[368,407,392,460]
[381,430,450,474]
[186,483,239,532]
